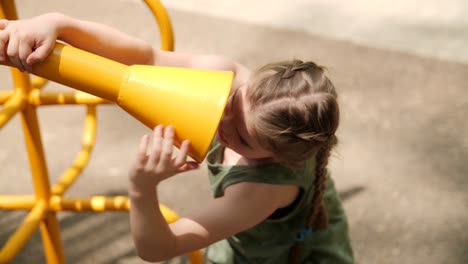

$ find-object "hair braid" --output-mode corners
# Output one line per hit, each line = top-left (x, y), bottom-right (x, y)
(307, 135), (337, 231)
(281, 60), (319, 79)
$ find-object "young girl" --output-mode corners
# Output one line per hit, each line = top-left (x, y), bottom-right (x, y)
(0, 13), (354, 263)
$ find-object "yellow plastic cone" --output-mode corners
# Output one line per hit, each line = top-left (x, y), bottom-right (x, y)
(119, 65), (232, 161)
(1, 43), (233, 162)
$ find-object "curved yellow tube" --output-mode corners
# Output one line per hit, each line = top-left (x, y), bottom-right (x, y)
(0, 90), (13, 104)
(0, 89), (26, 128)
(51, 105), (97, 195)
(0, 200), (47, 263)
(144, 0), (174, 51)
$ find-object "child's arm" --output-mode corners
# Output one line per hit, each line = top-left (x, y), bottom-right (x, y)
(0, 13), (249, 88)
(0, 13), (153, 70)
(129, 125), (299, 262)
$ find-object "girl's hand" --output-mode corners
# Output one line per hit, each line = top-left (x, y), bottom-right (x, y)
(129, 125), (199, 192)
(0, 13), (60, 72)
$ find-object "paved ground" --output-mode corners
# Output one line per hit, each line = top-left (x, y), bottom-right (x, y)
(1, 0), (467, 263)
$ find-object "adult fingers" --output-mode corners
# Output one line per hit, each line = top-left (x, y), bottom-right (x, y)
(159, 125), (175, 167)
(147, 125), (164, 168)
(6, 35), (25, 71)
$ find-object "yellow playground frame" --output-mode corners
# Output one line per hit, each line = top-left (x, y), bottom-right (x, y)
(0, 0), (233, 263)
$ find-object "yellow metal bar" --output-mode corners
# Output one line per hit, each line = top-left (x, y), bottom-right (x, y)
(20, 94), (51, 200)
(5, 2), (66, 260)
(0, 90), (13, 104)
(50, 195), (130, 212)
(31, 77), (48, 90)
(30, 90), (112, 106)
(144, 0), (174, 51)
(0, 200), (47, 263)
(0, 0), (15, 20)
(0, 2), (5, 19)
(189, 251), (204, 264)
(0, 195), (35, 210)
(0, 89), (26, 128)
(0, 194), (184, 222)
(158, 204), (179, 224)
(17, 52), (66, 264)
(51, 105), (96, 195)
(40, 213), (65, 264)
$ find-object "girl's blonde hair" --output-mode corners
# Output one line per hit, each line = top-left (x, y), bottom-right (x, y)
(246, 59), (339, 230)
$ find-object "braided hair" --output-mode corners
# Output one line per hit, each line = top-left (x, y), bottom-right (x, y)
(246, 59), (340, 231)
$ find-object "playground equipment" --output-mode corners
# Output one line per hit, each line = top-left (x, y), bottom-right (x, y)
(0, 0), (233, 263)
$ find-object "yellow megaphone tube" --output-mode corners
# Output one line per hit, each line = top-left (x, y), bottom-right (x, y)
(1, 43), (233, 162)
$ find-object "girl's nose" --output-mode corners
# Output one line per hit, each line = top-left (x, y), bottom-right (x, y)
(221, 108), (234, 122)
(222, 94), (235, 121)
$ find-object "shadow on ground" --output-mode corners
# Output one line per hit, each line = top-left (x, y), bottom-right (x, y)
(0, 188), (367, 264)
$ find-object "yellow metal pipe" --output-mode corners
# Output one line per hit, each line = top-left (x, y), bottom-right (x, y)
(29, 90), (112, 106)
(0, 90), (13, 103)
(144, 0), (174, 51)
(11, 69), (32, 93)
(158, 204), (180, 224)
(50, 195), (130, 212)
(16, 79), (66, 264)
(0, 89), (26, 128)
(1, 1), (65, 261)
(20, 100), (51, 201)
(0, 194), (185, 224)
(0, 200), (47, 263)
(31, 77), (48, 90)
(51, 105), (96, 195)
(0, 2), (5, 19)
(189, 251), (204, 264)
(0, 195), (35, 210)
(0, 0), (15, 20)
(40, 213), (65, 264)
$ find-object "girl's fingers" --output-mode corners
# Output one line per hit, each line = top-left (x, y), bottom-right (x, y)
(0, 19), (8, 30)
(26, 40), (53, 65)
(147, 125), (163, 167)
(18, 38), (33, 72)
(6, 35), (24, 71)
(174, 140), (190, 168)
(0, 27), (8, 61)
(159, 125), (175, 167)
(135, 134), (150, 166)
(176, 161), (199, 173)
